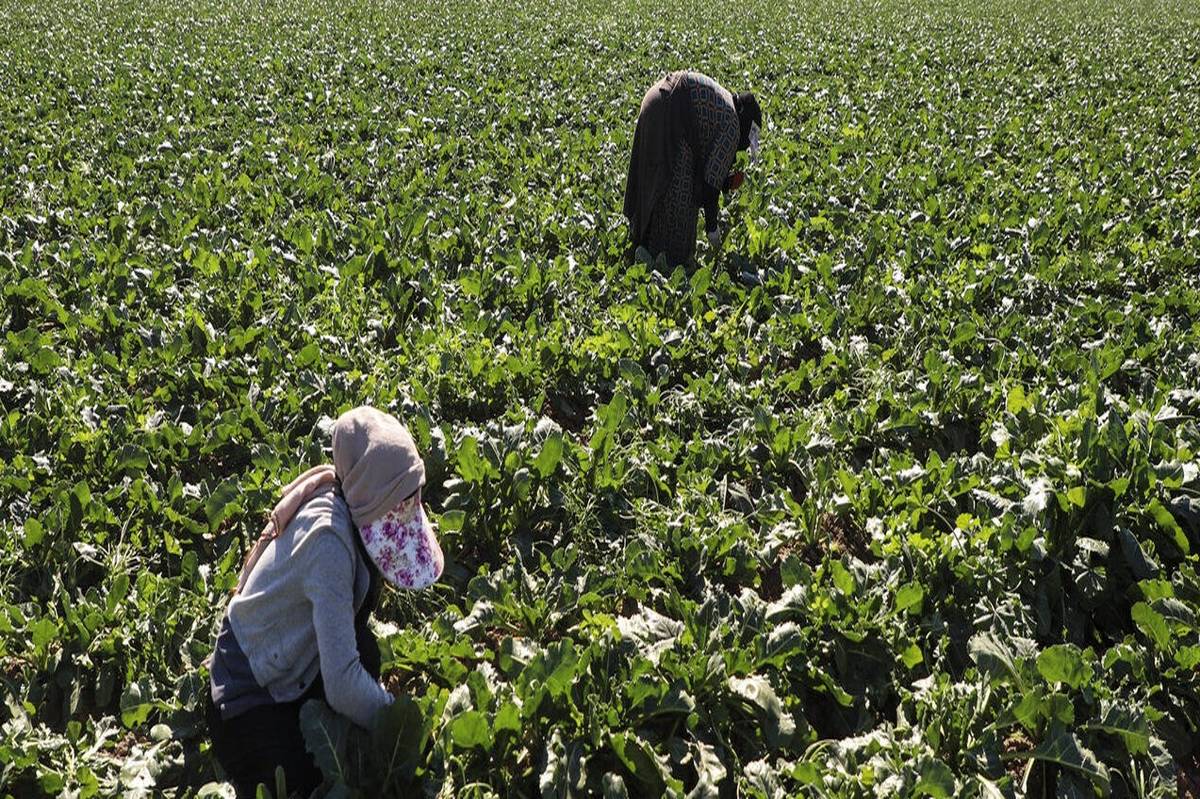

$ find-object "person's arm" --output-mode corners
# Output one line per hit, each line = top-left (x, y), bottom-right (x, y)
(701, 112), (741, 232)
(699, 180), (721, 232)
(302, 534), (392, 728)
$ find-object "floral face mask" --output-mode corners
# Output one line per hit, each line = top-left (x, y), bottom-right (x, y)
(358, 489), (444, 590)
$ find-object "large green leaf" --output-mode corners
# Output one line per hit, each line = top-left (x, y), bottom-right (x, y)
(1036, 644), (1092, 689)
(447, 710), (493, 751)
(300, 699), (355, 785)
(371, 694), (430, 788)
(1132, 602), (1171, 650)
(609, 733), (668, 797)
(913, 757), (956, 798)
(969, 632), (1032, 686)
(728, 675), (797, 751)
(534, 431), (564, 477)
(1004, 725), (1110, 791)
(1083, 701), (1150, 756)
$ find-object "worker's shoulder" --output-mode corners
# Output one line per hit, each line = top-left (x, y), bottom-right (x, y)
(680, 73), (733, 107)
(679, 70), (717, 87)
(291, 484), (355, 551)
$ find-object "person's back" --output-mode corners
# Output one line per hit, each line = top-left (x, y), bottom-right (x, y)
(221, 484), (384, 724)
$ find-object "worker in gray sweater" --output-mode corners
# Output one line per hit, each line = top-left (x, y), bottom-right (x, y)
(205, 406), (444, 797)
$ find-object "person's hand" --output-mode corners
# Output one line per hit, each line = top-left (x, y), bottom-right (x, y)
(383, 670), (408, 697)
(724, 171), (745, 192)
(707, 227), (723, 249)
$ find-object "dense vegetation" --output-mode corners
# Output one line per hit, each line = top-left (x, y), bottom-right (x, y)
(2, 0), (1199, 795)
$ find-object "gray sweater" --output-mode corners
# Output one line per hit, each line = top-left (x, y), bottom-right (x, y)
(224, 484), (392, 727)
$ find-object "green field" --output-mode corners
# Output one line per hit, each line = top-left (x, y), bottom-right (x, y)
(3, 0), (1200, 795)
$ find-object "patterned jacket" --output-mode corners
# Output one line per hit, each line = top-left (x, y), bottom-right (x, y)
(673, 72), (740, 225)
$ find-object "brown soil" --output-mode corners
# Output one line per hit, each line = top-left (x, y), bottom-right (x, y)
(482, 627), (506, 655)
(813, 511), (871, 563)
(382, 669), (418, 698)
(541, 393), (589, 442)
(110, 731), (138, 760)
(1002, 730), (1033, 786)
(1179, 748), (1200, 798)
(758, 534), (808, 602)
(758, 510), (873, 600)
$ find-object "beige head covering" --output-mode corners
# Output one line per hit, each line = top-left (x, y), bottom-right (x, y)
(332, 406), (425, 528)
(234, 406), (426, 593)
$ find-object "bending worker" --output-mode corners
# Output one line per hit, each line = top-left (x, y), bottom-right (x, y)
(205, 406), (444, 797)
(624, 71), (762, 267)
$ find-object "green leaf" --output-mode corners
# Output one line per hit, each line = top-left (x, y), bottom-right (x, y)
(1083, 700), (1150, 756)
(780, 556), (807, 589)
(1138, 578), (1174, 601)
(1148, 498), (1189, 554)
(294, 340), (321, 367)
(1036, 644), (1092, 689)
(119, 679), (155, 728)
(300, 699), (355, 782)
(371, 694), (430, 787)
(448, 710), (492, 750)
(1012, 692), (1044, 729)
(1132, 602), (1171, 650)
(457, 436), (486, 483)
(28, 346), (62, 372)
(830, 560), (855, 595)
(895, 581), (924, 613)
(204, 480), (242, 531)
(116, 443), (150, 472)
(1006, 384), (1028, 414)
(39, 771), (65, 795)
(339, 253), (366, 279)
(533, 431), (564, 478)
(791, 761), (822, 785)
(728, 675), (797, 751)
(914, 757), (956, 798)
(1176, 645), (1200, 670)
(609, 732), (666, 797)
(1006, 725), (1109, 791)
(494, 701), (521, 735)
(762, 621), (804, 664)
(439, 509), (466, 532)
(30, 617), (58, 651)
(1046, 691), (1076, 724)
(640, 681), (696, 720)
(618, 358), (648, 387)
(71, 480), (93, 512)
(1119, 527), (1159, 580)
(23, 517), (45, 547)
(969, 632), (1026, 686)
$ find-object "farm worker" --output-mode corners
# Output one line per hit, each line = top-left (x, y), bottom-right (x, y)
(205, 406), (443, 798)
(624, 71), (762, 266)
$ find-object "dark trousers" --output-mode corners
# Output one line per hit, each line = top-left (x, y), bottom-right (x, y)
(206, 617), (381, 799)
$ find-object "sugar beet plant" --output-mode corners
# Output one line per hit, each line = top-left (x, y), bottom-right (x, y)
(2, 0), (1200, 795)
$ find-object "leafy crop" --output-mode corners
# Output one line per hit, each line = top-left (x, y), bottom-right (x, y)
(2, 0), (1199, 796)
